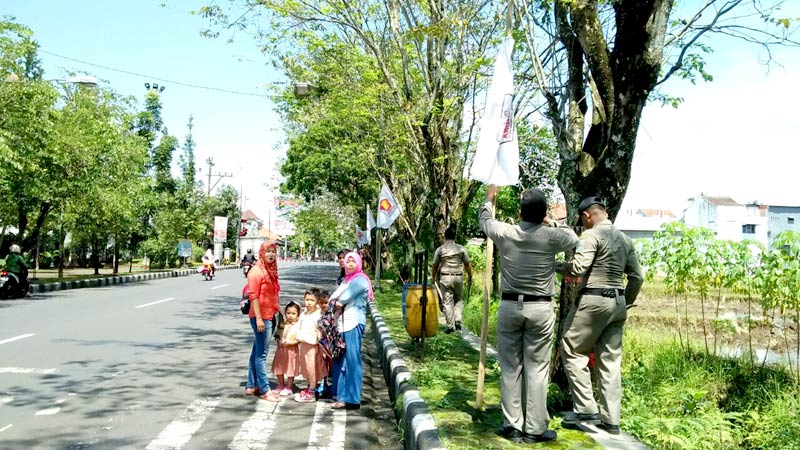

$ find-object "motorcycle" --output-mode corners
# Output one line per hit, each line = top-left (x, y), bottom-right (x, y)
(199, 262), (215, 281)
(241, 261), (252, 278)
(0, 270), (29, 300)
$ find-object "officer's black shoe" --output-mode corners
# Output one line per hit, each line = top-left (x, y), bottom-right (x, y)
(523, 429), (557, 443)
(562, 412), (601, 425)
(444, 327), (454, 334)
(597, 422), (620, 435)
(455, 321), (462, 330)
(495, 426), (524, 443)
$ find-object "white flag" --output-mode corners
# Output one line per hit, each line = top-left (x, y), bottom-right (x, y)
(469, 36), (519, 186)
(366, 205), (376, 232)
(356, 225), (368, 247)
(376, 183), (402, 229)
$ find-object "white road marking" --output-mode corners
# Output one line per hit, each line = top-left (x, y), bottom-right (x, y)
(0, 367), (58, 375)
(0, 334), (35, 345)
(210, 283), (230, 290)
(0, 396), (12, 407)
(35, 407), (61, 416)
(228, 398), (283, 450)
(145, 397), (220, 450)
(0, 424), (12, 433)
(307, 399), (347, 450)
(135, 297), (176, 309)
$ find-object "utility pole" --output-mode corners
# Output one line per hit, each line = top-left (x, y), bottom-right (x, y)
(205, 157), (233, 196)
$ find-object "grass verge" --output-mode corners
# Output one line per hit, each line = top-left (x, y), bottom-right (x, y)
(374, 286), (600, 450)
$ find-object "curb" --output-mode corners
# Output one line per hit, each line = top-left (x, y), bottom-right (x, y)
(30, 265), (239, 294)
(368, 302), (446, 450)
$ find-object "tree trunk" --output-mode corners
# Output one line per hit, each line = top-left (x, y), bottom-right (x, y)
(20, 202), (51, 254)
(113, 239), (120, 274)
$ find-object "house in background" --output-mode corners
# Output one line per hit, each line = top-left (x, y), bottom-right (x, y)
(681, 195), (769, 246)
(614, 208), (677, 239)
(766, 205), (800, 247)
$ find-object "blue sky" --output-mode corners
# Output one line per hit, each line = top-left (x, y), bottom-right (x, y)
(3, 0), (799, 220)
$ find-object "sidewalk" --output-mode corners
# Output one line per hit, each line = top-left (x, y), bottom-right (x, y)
(447, 315), (650, 450)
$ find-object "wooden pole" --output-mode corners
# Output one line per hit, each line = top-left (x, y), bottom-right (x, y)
(476, 199), (495, 409)
(374, 228), (382, 289)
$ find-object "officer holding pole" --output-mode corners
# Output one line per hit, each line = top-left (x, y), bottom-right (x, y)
(432, 226), (473, 334)
(478, 185), (578, 444)
(560, 196), (644, 435)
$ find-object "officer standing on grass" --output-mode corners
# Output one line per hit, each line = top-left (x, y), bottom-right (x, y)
(561, 196), (644, 435)
(432, 225), (473, 334)
(478, 185), (579, 444)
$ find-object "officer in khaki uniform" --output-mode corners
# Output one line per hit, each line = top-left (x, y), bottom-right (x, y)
(561, 196), (644, 435)
(432, 226), (473, 333)
(478, 185), (579, 444)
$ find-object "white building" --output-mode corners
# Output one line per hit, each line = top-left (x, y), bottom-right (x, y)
(766, 206), (800, 247)
(681, 196), (769, 246)
(614, 208), (678, 239)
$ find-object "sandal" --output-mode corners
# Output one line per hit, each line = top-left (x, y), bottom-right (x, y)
(260, 390), (281, 402)
(331, 402), (347, 409)
(244, 387), (260, 396)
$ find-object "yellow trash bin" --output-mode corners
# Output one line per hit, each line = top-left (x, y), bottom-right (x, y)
(402, 283), (439, 338)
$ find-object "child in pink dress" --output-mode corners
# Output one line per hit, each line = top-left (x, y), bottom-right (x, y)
(272, 302), (301, 396)
(295, 289), (322, 403)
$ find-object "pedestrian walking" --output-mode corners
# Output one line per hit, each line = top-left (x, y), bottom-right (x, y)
(560, 196), (644, 434)
(295, 288), (323, 403)
(244, 241), (281, 402)
(432, 225), (473, 333)
(335, 250), (348, 286)
(272, 302), (301, 396)
(478, 185), (579, 444)
(329, 251), (373, 410)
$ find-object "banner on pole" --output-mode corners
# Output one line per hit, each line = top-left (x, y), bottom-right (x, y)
(469, 36), (519, 186)
(213, 216), (228, 243)
(376, 184), (401, 229)
(366, 205), (376, 233)
(177, 239), (192, 257)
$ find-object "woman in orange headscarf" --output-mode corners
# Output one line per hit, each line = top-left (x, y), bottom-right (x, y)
(244, 241), (281, 401)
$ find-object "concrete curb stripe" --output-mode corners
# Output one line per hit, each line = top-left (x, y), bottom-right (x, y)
(368, 303), (444, 450)
(29, 266), (237, 294)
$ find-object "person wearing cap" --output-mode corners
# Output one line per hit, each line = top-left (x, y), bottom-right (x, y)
(478, 185), (579, 444)
(432, 225), (473, 334)
(560, 196), (644, 435)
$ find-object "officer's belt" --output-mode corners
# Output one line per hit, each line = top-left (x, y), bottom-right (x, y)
(501, 292), (552, 302)
(441, 272), (462, 276)
(581, 287), (625, 298)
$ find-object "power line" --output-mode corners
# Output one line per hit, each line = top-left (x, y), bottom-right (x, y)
(39, 48), (277, 98)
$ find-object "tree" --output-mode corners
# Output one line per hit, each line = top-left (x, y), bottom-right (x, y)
(517, 0), (798, 220)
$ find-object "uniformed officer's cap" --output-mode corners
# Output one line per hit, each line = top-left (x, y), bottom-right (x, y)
(578, 196), (606, 213)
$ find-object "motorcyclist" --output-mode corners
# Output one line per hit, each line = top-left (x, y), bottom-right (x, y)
(241, 248), (256, 265)
(3, 244), (29, 294)
(201, 249), (216, 276)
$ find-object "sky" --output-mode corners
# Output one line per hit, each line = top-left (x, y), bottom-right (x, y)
(3, 0), (800, 221)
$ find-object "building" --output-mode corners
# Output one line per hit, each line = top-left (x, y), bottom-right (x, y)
(681, 195), (768, 246)
(614, 208), (677, 239)
(766, 206), (800, 247)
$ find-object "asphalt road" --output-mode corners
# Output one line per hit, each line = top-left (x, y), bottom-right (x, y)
(0, 262), (398, 450)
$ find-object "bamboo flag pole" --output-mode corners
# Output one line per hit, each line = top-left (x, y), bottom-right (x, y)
(476, 0), (514, 412)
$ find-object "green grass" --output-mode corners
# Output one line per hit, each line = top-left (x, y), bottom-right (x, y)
(374, 286), (600, 449)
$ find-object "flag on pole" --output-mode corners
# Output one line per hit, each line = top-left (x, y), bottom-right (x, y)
(469, 36), (519, 186)
(376, 184), (401, 229)
(366, 205), (376, 233)
(356, 225), (368, 247)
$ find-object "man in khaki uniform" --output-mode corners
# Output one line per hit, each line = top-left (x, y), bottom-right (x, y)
(432, 226), (473, 334)
(561, 196), (644, 435)
(478, 185), (578, 444)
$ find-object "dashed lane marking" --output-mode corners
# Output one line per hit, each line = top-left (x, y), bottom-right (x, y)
(145, 397), (221, 450)
(0, 368), (58, 375)
(0, 334), (35, 345)
(210, 284), (230, 290)
(135, 297), (176, 309)
(0, 424), (12, 433)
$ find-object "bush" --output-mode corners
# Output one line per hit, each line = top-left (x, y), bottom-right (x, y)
(740, 390), (800, 450)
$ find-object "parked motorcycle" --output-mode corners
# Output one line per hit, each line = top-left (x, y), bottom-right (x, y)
(0, 271), (29, 299)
